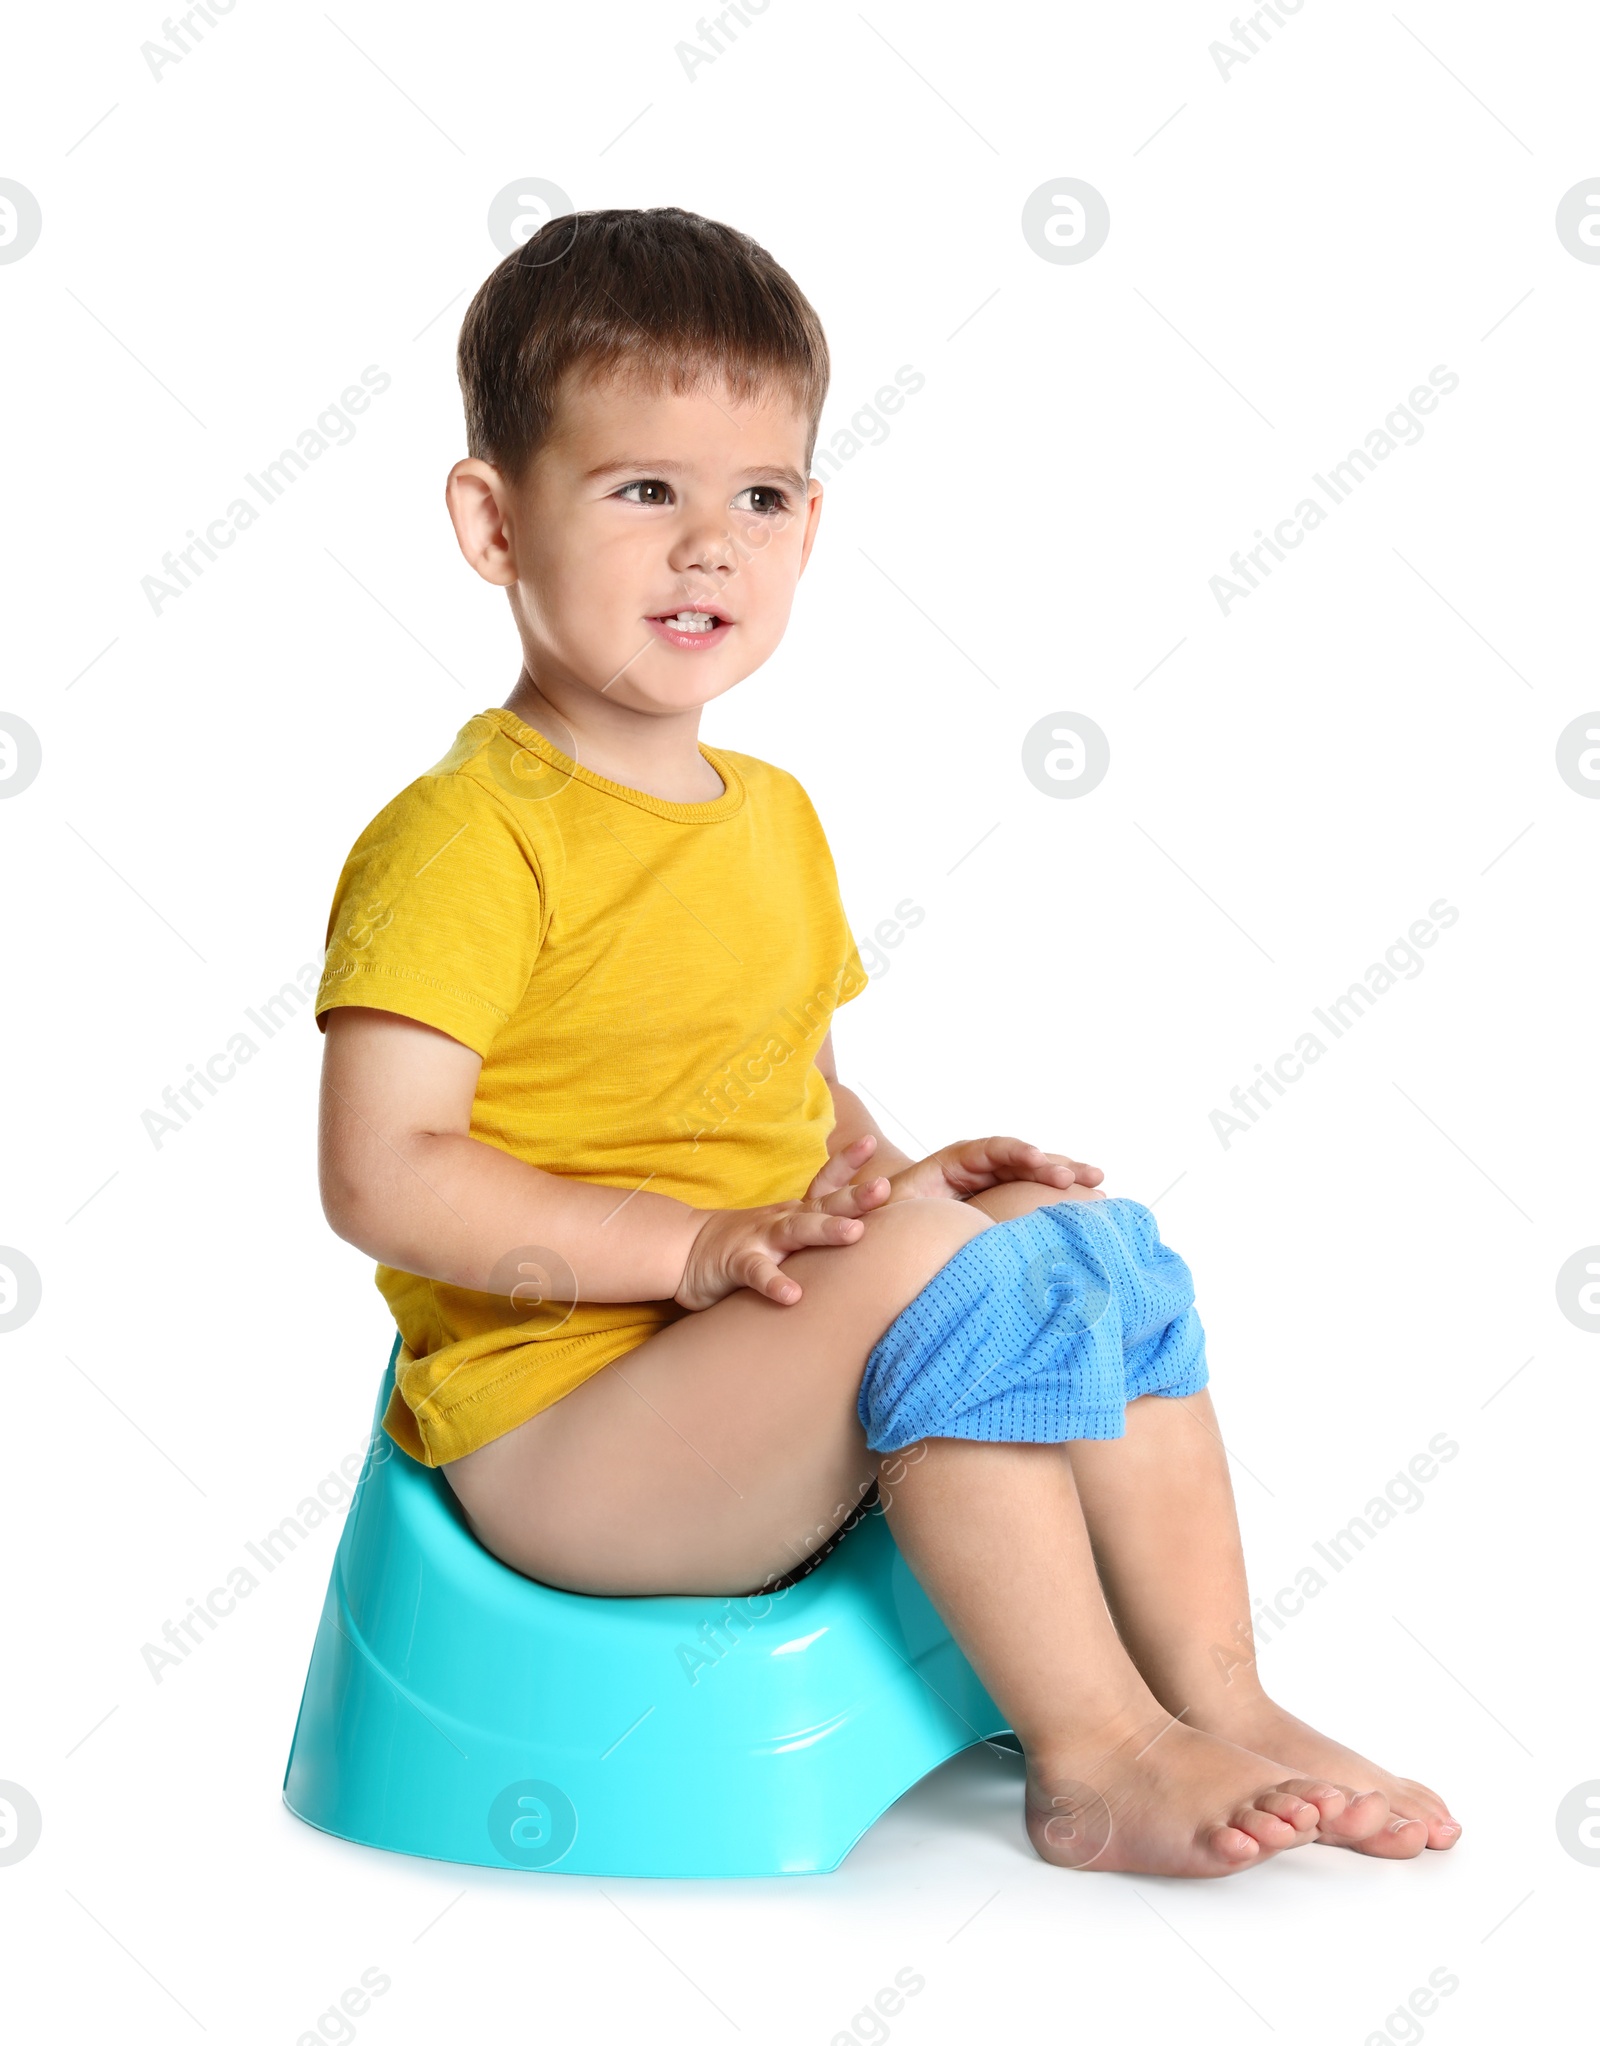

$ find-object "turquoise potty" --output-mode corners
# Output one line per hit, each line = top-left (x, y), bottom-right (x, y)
(283, 1337), (1010, 1877)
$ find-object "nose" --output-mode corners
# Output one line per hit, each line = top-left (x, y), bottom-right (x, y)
(667, 509), (738, 580)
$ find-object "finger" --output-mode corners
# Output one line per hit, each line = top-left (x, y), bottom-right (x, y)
(819, 1175), (892, 1218)
(740, 1251), (803, 1304)
(804, 1134), (878, 1202)
(776, 1208), (869, 1250)
(987, 1141), (1107, 1190)
(946, 1137), (1065, 1192)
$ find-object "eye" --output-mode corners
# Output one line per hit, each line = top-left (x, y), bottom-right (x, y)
(733, 485), (790, 518)
(615, 479), (673, 507)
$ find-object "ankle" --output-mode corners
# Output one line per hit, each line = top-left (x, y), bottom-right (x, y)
(1023, 1697), (1181, 1781)
(1182, 1680), (1277, 1732)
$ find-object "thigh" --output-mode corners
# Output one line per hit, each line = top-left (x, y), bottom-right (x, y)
(442, 1196), (994, 1596)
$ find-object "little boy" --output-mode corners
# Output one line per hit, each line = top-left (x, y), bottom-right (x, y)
(315, 206), (1457, 1876)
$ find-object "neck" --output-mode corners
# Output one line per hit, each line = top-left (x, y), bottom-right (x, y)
(501, 668), (724, 804)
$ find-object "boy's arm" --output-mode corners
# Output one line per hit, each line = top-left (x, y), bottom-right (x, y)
(318, 1007), (704, 1301)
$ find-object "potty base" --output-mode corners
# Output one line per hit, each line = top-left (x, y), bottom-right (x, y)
(283, 1341), (1008, 1877)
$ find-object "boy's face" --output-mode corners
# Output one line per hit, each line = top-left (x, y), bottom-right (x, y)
(450, 365), (823, 719)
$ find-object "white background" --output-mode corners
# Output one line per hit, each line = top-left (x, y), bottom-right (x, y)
(3, 0), (1597, 2039)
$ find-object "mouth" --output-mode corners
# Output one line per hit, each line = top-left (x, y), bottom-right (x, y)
(645, 606), (733, 649)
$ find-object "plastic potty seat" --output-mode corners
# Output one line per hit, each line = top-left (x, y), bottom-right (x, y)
(282, 1337), (1009, 1877)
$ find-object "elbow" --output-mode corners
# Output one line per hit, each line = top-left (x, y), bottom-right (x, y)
(319, 1161), (377, 1252)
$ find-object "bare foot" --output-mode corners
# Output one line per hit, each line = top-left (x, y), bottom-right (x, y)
(1193, 1696), (1460, 1856)
(1024, 1714), (1394, 1877)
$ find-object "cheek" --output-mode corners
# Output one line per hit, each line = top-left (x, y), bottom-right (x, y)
(538, 530), (643, 631)
(732, 523), (805, 620)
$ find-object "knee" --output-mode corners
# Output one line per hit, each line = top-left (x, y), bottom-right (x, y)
(854, 1196), (994, 1322)
(966, 1180), (1106, 1223)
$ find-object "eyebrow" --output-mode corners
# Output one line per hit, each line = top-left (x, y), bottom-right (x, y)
(585, 458), (809, 494)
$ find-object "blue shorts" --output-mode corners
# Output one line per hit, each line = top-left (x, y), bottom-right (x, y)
(857, 1196), (1208, 1455)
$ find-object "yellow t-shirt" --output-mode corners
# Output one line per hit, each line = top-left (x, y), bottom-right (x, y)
(314, 707), (869, 1466)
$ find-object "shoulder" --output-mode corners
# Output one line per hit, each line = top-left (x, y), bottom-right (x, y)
(706, 746), (826, 823)
(335, 716), (544, 873)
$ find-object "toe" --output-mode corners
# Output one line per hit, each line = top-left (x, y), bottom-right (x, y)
(1257, 1789), (1321, 1835)
(1276, 1777), (1348, 1828)
(1346, 1814), (1430, 1860)
(1386, 1779), (1461, 1848)
(1205, 1823), (1261, 1865)
(1229, 1803), (1304, 1853)
(1314, 1786), (1392, 1843)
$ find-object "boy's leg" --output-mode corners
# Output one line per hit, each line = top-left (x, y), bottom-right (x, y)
(964, 1178), (1458, 1855)
(444, 1195), (1386, 1876)
(1067, 1388), (1458, 1854)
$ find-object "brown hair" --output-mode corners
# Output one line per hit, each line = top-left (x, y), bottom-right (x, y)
(456, 206), (830, 485)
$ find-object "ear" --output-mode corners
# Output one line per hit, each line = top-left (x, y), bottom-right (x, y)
(795, 476), (825, 577)
(445, 458), (518, 587)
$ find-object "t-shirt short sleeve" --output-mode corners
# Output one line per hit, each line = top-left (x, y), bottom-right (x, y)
(835, 924), (869, 1009)
(314, 773), (544, 1058)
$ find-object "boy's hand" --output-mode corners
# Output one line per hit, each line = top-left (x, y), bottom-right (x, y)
(674, 1186), (891, 1312)
(806, 1133), (1102, 1212)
